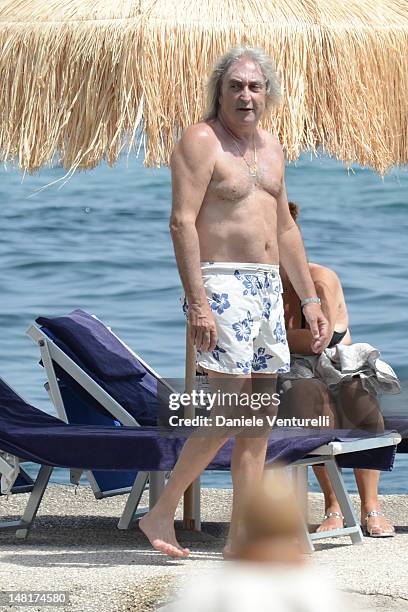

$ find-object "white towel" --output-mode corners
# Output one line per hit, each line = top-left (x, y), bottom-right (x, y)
(280, 343), (400, 396)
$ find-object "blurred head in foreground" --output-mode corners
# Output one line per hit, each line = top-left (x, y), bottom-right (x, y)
(164, 468), (347, 612)
(234, 468), (304, 564)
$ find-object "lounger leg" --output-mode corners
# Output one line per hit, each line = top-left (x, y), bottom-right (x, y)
(298, 511), (315, 554)
(324, 459), (363, 545)
(70, 469), (83, 486)
(292, 465), (309, 521)
(117, 471), (149, 530)
(16, 465), (53, 539)
(9, 466), (53, 539)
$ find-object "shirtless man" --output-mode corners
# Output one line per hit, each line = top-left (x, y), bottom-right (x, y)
(139, 46), (330, 558)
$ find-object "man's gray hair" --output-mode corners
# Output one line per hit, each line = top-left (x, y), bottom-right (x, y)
(204, 46), (281, 121)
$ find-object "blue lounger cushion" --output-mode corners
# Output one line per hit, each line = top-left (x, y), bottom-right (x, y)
(385, 416), (408, 453)
(0, 378), (397, 472)
(36, 310), (146, 382)
(36, 312), (160, 425)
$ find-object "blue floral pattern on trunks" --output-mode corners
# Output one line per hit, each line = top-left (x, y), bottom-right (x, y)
(274, 319), (286, 343)
(262, 298), (271, 320)
(209, 292), (231, 315)
(189, 264), (290, 374)
(234, 270), (264, 296)
(232, 310), (254, 341)
(236, 360), (252, 374)
(262, 272), (270, 289)
(212, 344), (227, 362)
(252, 347), (273, 371)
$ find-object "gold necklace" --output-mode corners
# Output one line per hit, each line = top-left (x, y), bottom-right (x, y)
(219, 120), (257, 179)
(232, 135), (257, 179)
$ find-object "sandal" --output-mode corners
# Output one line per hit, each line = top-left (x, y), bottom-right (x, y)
(363, 511), (395, 538)
(316, 511), (345, 532)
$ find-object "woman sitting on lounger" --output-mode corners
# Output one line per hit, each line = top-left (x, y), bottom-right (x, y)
(278, 202), (395, 538)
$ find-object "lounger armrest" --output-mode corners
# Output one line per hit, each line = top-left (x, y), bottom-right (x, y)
(0, 452), (20, 495)
(309, 433), (401, 456)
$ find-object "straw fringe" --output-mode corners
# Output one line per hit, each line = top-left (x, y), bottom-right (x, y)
(0, 0), (407, 174)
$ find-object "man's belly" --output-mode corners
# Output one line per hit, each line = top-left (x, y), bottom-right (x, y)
(198, 223), (279, 264)
(198, 226), (279, 264)
(196, 192), (279, 264)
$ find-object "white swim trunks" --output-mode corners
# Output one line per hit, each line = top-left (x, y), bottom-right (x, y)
(183, 262), (290, 375)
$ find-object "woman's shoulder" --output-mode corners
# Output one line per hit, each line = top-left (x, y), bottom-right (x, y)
(309, 263), (340, 287)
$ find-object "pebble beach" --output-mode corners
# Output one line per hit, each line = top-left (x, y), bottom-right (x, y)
(1, 485), (407, 612)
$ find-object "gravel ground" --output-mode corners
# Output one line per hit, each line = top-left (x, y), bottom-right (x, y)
(0, 485), (407, 612)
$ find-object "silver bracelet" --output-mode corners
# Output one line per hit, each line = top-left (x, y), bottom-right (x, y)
(301, 297), (321, 308)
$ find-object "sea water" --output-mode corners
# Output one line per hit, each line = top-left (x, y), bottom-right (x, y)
(0, 154), (407, 493)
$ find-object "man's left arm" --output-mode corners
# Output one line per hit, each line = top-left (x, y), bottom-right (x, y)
(275, 153), (330, 353)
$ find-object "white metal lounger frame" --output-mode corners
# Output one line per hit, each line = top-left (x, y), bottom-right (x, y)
(26, 323), (168, 520)
(20, 324), (401, 548)
(0, 462), (159, 539)
(0, 375), (400, 543)
(0, 435), (400, 544)
(0, 376), (162, 539)
(285, 433), (401, 552)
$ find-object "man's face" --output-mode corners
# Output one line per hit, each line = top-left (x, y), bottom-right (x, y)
(218, 57), (267, 127)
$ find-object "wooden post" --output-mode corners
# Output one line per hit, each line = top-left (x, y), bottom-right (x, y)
(183, 322), (201, 530)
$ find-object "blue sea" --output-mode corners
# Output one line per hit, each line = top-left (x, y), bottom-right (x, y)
(0, 154), (407, 493)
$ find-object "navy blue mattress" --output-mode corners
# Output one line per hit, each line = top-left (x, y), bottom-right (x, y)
(0, 377), (397, 472)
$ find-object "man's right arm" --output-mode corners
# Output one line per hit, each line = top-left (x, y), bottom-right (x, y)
(169, 124), (218, 352)
(286, 268), (340, 355)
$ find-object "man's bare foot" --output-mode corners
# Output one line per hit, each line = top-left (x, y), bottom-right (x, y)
(315, 510), (344, 533)
(139, 513), (190, 558)
(362, 509), (395, 537)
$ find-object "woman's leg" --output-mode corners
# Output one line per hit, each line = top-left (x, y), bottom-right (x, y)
(312, 466), (344, 532)
(338, 380), (393, 533)
(329, 379), (392, 535)
(278, 378), (337, 425)
(354, 469), (394, 535)
(337, 378), (384, 432)
(279, 378), (343, 531)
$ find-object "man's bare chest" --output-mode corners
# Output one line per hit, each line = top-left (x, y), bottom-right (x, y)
(207, 153), (282, 203)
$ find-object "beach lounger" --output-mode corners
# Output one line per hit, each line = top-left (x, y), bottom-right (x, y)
(27, 309), (170, 509)
(0, 375), (400, 550)
(5, 374), (399, 547)
(25, 310), (402, 548)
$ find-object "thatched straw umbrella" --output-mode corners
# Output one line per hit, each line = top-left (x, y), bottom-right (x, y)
(0, 0), (407, 175)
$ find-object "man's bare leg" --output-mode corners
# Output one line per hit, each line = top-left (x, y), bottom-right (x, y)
(223, 436), (269, 557)
(223, 373), (277, 558)
(139, 370), (249, 557)
(139, 435), (228, 557)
